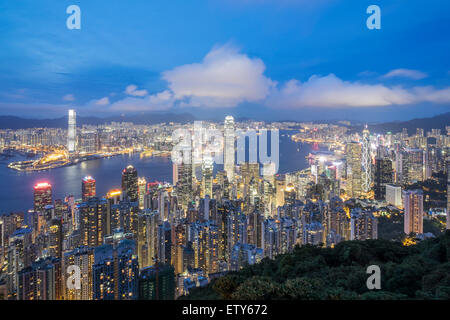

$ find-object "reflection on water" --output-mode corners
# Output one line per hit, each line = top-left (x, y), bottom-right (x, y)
(0, 131), (325, 213)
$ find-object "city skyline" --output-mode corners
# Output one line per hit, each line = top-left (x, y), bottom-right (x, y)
(0, 0), (449, 304)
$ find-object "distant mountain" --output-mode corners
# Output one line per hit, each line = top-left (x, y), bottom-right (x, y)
(353, 112), (450, 134)
(0, 111), (448, 133)
(0, 113), (196, 129)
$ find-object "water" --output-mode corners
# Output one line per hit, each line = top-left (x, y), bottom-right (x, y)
(0, 130), (326, 213)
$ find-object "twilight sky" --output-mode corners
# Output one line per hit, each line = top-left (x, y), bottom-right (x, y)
(0, 0), (449, 122)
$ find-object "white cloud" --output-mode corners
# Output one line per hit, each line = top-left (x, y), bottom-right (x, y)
(382, 69), (428, 80)
(95, 97), (110, 105)
(125, 84), (148, 97)
(162, 44), (274, 108)
(63, 94), (75, 101)
(108, 90), (174, 112)
(266, 74), (450, 108)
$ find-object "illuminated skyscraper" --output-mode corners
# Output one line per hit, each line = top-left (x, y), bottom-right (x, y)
(403, 189), (423, 234)
(361, 125), (372, 193)
(122, 165), (139, 202)
(401, 148), (424, 184)
(67, 109), (76, 153)
(346, 142), (362, 198)
(34, 182), (52, 213)
(138, 177), (147, 210)
(201, 156), (213, 198)
(224, 116), (235, 182)
(82, 176), (96, 201)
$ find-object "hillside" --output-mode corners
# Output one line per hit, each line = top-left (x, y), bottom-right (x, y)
(181, 231), (450, 300)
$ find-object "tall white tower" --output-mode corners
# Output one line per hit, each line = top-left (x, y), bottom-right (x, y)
(361, 124), (372, 193)
(224, 115), (235, 182)
(67, 109), (76, 153)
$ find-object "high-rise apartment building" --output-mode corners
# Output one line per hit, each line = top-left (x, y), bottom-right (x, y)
(403, 189), (424, 234)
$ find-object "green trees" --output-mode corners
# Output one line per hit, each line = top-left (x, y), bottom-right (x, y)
(183, 230), (450, 300)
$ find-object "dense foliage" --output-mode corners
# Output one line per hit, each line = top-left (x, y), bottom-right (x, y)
(182, 231), (450, 300)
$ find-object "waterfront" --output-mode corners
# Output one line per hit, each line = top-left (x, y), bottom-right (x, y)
(0, 131), (326, 213)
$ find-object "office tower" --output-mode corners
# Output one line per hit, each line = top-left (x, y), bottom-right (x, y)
(138, 264), (175, 300)
(346, 142), (362, 198)
(350, 208), (378, 240)
(67, 109), (76, 153)
(401, 148), (424, 184)
(18, 259), (56, 300)
(201, 156), (213, 198)
(34, 182), (52, 213)
(403, 189), (424, 234)
(81, 176), (96, 201)
(63, 247), (94, 300)
(138, 177), (147, 210)
(224, 116), (235, 182)
(79, 197), (107, 247)
(385, 184), (402, 207)
(177, 162), (193, 210)
(374, 158), (393, 200)
(93, 240), (139, 300)
(122, 165), (139, 202)
(361, 125), (372, 193)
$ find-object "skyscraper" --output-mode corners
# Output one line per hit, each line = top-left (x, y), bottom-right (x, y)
(34, 182), (52, 213)
(374, 157), (393, 200)
(67, 109), (76, 153)
(138, 177), (147, 210)
(361, 125), (372, 193)
(122, 165), (139, 202)
(224, 116), (235, 183)
(403, 189), (423, 235)
(82, 176), (96, 201)
(401, 149), (424, 184)
(346, 142), (362, 198)
(201, 156), (213, 198)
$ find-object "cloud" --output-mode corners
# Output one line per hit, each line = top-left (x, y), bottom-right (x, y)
(95, 97), (110, 105)
(63, 94), (75, 101)
(162, 44), (274, 108)
(108, 90), (174, 112)
(125, 84), (148, 97)
(78, 46), (449, 112)
(382, 69), (428, 80)
(266, 74), (450, 108)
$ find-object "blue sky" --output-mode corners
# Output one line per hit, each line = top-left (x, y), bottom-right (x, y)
(0, 0), (449, 122)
